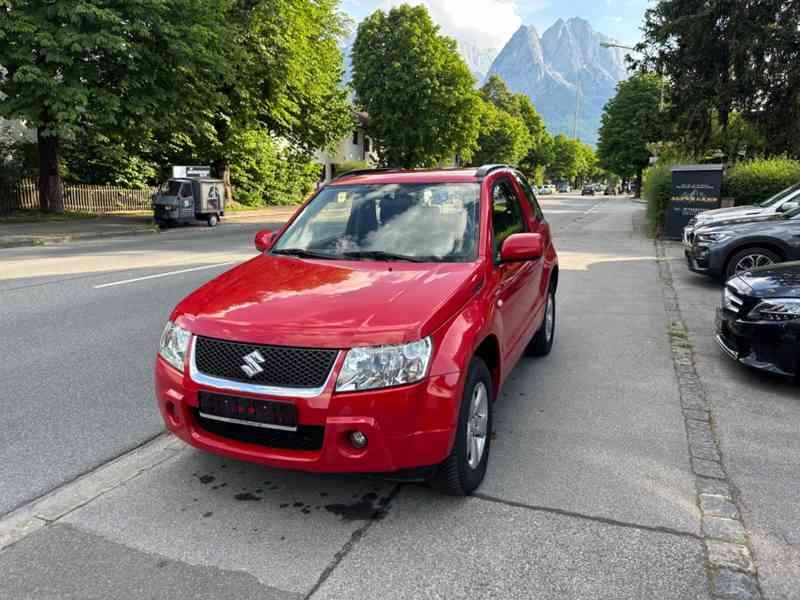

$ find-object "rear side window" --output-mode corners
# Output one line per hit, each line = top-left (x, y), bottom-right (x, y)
(492, 179), (527, 260)
(514, 173), (544, 221)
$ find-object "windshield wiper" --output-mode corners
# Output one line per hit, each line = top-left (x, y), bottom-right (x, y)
(271, 248), (337, 260)
(342, 250), (427, 263)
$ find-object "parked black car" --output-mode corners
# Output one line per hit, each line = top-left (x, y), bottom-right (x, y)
(685, 205), (800, 280)
(581, 185), (595, 196)
(716, 261), (800, 382)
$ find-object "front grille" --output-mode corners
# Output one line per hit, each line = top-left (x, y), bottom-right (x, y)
(194, 336), (337, 389)
(193, 409), (324, 451)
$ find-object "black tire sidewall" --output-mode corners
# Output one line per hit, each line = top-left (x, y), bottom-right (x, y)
(454, 358), (493, 493)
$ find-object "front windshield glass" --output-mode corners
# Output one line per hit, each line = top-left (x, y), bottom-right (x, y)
(161, 180), (182, 196)
(273, 183), (480, 262)
(758, 182), (800, 207)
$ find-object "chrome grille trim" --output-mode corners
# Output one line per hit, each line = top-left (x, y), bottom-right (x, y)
(189, 337), (338, 398)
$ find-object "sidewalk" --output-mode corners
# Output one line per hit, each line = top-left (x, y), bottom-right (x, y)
(0, 207), (299, 249)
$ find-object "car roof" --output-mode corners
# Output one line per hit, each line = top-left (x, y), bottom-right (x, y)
(328, 168), (490, 186)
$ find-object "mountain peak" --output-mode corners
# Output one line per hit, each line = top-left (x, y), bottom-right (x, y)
(486, 17), (628, 145)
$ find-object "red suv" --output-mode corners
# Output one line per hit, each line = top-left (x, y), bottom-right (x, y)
(155, 165), (558, 495)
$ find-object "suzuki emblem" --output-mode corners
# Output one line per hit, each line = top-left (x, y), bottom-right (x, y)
(241, 350), (266, 378)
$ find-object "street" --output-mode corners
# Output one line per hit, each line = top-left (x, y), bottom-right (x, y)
(1, 196), (797, 599)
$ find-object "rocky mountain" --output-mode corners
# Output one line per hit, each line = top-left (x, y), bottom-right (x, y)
(456, 40), (499, 83)
(486, 17), (628, 145)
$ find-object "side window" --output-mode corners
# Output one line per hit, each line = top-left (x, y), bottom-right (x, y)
(492, 179), (527, 261)
(180, 183), (193, 198)
(514, 173), (544, 221)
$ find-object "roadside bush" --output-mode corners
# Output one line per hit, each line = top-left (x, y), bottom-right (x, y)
(643, 162), (673, 234)
(723, 157), (800, 205)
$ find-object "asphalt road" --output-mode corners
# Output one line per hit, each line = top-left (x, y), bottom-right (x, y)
(1, 196), (796, 599)
(0, 219), (285, 516)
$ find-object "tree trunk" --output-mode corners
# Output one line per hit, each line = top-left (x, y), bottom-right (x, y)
(635, 168), (643, 198)
(212, 158), (233, 205)
(37, 128), (64, 213)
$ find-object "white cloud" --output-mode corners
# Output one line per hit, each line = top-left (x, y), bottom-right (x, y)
(380, 0), (524, 49)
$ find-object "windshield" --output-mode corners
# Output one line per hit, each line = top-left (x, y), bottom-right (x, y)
(758, 182), (800, 207)
(273, 183), (480, 262)
(161, 180), (182, 196)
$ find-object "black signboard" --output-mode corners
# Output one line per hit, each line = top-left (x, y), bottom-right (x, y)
(664, 164), (724, 239)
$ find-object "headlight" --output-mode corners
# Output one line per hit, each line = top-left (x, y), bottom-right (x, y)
(747, 298), (800, 322)
(723, 287), (743, 312)
(336, 337), (433, 392)
(159, 321), (191, 371)
(695, 230), (733, 244)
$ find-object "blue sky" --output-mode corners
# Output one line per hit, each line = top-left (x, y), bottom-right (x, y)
(340, 0), (649, 48)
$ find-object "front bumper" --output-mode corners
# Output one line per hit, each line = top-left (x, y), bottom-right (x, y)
(155, 350), (461, 474)
(715, 308), (799, 378)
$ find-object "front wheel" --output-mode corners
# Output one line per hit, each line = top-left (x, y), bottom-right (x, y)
(207, 214), (219, 227)
(725, 247), (780, 279)
(430, 358), (493, 496)
(526, 286), (556, 357)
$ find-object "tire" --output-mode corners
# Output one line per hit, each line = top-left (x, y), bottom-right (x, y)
(526, 285), (556, 357)
(725, 247), (781, 279)
(207, 214), (219, 227)
(430, 357), (493, 496)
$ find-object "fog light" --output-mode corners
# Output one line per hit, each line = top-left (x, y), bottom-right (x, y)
(349, 430), (368, 449)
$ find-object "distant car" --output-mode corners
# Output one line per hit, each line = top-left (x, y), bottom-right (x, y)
(582, 185), (595, 196)
(539, 185), (554, 195)
(557, 183), (571, 193)
(716, 261), (800, 383)
(685, 204), (800, 279)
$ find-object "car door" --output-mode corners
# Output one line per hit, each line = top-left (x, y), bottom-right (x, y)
(490, 177), (540, 364)
(512, 173), (548, 330)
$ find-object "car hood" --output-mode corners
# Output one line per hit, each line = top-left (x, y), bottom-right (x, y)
(696, 212), (785, 231)
(173, 254), (483, 348)
(731, 261), (800, 299)
(695, 205), (762, 224)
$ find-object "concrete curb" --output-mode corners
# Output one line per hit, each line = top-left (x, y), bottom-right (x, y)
(0, 434), (185, 551)
(656, 240), (764, 600)
(0, 208), (297, 249)
(0, 226), (159, 249)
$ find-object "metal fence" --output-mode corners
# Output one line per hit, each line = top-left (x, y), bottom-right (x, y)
(0, 179), (157, 214)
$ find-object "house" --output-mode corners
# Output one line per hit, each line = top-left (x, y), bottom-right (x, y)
(314, 112), (378, 183)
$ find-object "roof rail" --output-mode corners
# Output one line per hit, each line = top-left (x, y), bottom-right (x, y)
(475, 164), (512, 178)
(331, 167), (398, 181)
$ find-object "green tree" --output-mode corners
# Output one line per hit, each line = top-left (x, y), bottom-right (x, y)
(597, 73), (665, 193)
(477, 75), (551, 175)
(351, 4), (480, 167)
(0, 0), (230, 212)
(637, 0), (800, 157)
(203, 0), (352, 199)
(470, 99), (531, 166)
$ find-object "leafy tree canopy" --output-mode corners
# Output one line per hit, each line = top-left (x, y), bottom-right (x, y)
(351, 4), (480, 167)
(597, 73), (665, 181)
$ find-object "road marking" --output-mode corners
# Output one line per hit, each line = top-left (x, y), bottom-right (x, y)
(93, 261), (237, 289)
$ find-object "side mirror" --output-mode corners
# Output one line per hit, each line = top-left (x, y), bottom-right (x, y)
(499, 233), (544, 262)
(779, 201), (799, 213)
(254, 230), (275, 252)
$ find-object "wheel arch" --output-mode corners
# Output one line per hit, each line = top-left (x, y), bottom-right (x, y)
(472, 334), (501, 401)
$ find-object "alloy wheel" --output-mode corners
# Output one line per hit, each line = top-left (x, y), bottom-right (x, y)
(734, 253), (774, 274)
(465, 382), (489, 469)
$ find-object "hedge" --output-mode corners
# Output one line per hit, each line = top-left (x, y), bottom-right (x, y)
(643, 161), (676, 234)
(724, 157), (800, 205)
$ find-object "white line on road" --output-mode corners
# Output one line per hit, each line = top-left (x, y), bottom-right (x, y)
(93, 261), (237, 289)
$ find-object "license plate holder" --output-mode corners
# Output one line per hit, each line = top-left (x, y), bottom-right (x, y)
(198, 392), (297, 431)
